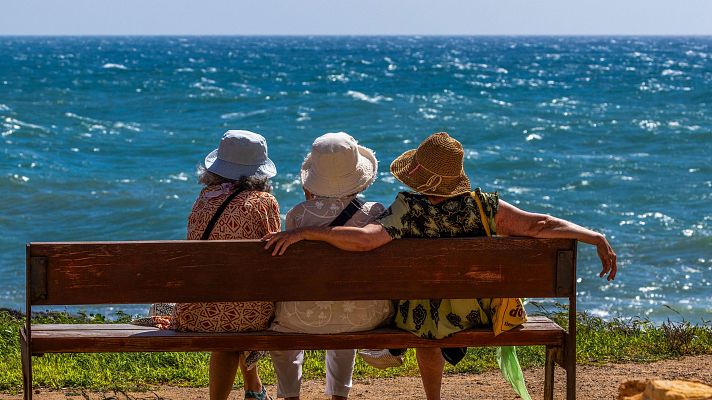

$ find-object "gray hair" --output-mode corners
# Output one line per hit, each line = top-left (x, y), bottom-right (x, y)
(197, 165), (272, 193)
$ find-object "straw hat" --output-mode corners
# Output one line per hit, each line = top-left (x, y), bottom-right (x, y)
(390, 132), (471, 197)
(301, 132), (378, 198)
(204, 130), (277, 180)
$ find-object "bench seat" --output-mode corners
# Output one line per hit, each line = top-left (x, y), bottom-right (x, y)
(27, 316), (562, 353)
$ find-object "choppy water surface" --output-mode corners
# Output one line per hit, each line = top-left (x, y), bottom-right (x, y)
(0, 36), (710, 321)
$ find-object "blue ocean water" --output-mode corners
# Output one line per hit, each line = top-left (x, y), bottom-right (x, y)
(0, 36), (710, 321)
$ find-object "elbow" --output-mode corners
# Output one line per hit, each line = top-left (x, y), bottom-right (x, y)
(352, 238), (381, 252)
(350, 231), (386, 252)
(352, 244), (371, 252)
(529, 215), (554, 237)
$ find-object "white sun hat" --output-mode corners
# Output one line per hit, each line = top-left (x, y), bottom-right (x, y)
(301, 132), (378, 198)
(204, 130), (277, 180)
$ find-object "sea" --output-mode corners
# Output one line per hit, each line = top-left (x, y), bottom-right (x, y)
(0, 36), (710, 322)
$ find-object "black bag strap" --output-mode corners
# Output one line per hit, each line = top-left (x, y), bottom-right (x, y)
(201, 189), (245, 240)
(329, 198), (365, 227)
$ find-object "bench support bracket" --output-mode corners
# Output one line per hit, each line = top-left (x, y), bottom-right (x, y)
(556, 250), (574, 296)
(29, 257), (47, 303)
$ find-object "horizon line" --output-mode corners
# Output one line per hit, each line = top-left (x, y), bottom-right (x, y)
(2, 33), (712, 38)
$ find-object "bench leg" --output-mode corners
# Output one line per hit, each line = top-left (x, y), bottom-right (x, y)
(20, 328), (32, 400)
(544, 346), (556, 400)
(565, 334), (576, 400)
(566, 360), (576, 400)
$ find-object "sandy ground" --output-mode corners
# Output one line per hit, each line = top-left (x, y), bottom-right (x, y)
(3, 355), (710, 400)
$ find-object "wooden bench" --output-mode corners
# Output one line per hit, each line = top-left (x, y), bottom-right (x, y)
(22, 237), (578, 399)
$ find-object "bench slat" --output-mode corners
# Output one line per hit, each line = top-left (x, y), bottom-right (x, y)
(28, 238), (576, 305)
(30, 317), (564, 353)
(30, 315), (557, 331)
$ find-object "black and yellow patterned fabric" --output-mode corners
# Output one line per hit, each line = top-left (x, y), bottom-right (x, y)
(376, 188), (527, 339)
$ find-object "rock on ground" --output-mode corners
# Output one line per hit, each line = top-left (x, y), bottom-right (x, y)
(619, 379), (712, 400)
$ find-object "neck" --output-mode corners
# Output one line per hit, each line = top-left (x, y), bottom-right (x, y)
(426, 195), (449, 205)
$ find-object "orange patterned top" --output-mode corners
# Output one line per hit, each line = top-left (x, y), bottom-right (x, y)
(187, 183), (281, 240)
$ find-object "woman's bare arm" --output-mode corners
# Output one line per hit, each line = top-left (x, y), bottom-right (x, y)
(495, 200), (617, 280)
(262, 223), (392, 255)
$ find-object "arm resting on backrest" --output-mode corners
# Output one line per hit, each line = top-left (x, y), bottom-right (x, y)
(495, 200), (616, 280)
(264, 223), (392, 255)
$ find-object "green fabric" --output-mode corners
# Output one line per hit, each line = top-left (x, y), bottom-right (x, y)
(497, 346), (532, 400)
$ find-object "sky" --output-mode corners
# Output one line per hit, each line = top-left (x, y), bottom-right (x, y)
(1, 0), (712, 36)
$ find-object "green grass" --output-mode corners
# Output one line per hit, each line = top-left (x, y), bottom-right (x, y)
(1, 307), (710, 393)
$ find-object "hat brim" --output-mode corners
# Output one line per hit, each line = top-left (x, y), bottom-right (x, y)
(205, 149), (277, 180)
(390, 149), (471, 197)
(301, 145), (378, 198)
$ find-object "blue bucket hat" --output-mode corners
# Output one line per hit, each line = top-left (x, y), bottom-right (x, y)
(204, 130), (277, 180)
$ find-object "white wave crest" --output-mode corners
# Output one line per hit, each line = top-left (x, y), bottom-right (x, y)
(3, 117), (49, 133)
(169, 172), (189, 181)
(190, 78), (223, 92)
(418, 107), (438, 120)
(490, 98), (512, 107)
(345, 90), (392, 104)
(506, 187), (532, 195)
(65, 112), (103, 124)
(10, 174), (30, 183)
(661, 69), (683, 77)
(328, 74), (349, 83)
(113, 122), (141, 132)
(637, 120), (661, 131)
(220, 110), (268, 120)
(102, 63), (128, 70)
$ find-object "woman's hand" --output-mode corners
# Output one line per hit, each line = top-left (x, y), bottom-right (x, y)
(595, 234), (617, 281)
(262, 229), (305, 256)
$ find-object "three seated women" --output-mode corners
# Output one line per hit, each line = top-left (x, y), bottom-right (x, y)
(180, 129), (617, 400)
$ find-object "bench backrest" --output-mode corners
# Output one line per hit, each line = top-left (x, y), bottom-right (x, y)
(26, 237), (576, 307)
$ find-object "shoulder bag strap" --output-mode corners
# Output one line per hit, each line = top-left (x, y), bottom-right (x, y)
(474, 189), (530, 399)
(471, 191), (492, 237)
(200, 189), (245, 240)
(328, 198), (365, 227)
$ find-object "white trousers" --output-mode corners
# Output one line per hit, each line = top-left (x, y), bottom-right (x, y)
(270, 349), (356, 398)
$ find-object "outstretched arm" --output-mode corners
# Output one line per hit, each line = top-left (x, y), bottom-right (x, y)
(495, 200), (617, 280)
(262, 223), (392, 255)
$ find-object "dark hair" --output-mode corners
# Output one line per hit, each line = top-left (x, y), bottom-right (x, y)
(197, 166), (272, 193)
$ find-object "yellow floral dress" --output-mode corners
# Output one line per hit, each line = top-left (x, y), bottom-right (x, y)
(376, 189), (527, 340)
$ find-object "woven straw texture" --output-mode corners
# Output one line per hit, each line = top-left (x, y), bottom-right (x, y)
(390, 132), (471, 197)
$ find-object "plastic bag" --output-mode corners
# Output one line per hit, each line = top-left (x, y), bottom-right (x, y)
(497, 346), (532, 400)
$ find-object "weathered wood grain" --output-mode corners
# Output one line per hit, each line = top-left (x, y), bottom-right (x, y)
(30, 317), (564, 353)
(28, 237), (576, 305)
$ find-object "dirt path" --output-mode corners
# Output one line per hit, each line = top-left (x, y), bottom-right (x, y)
(3, 355), (710, 400)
